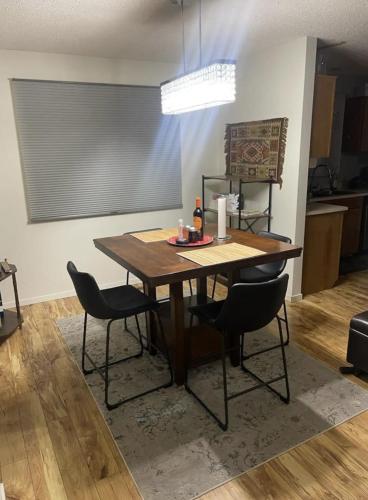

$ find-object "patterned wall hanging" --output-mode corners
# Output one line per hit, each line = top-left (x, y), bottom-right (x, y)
(224, 117), (288, 186)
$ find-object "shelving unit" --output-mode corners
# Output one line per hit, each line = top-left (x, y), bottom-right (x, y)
(0, 264), (22, 344)
(201, 175), (274, 232)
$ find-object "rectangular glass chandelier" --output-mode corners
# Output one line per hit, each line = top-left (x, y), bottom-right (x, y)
(161, 60), (236, 115)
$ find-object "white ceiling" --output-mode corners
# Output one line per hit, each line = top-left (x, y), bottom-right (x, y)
(1, 0), (368, 72)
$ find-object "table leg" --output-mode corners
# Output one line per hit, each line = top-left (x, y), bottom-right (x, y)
(196, 277), (207, 299)
(227, 269), (240, 366)
(170, 281), (185, 385)
(143, 283), (157, 354)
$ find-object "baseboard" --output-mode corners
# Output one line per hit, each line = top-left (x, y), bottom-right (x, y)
(3, 276), (141, 308)
(5, 277), (301, 307)
(287, 293), (303, 303)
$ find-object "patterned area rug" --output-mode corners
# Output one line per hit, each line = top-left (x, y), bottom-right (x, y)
(57, 315), (368, 500)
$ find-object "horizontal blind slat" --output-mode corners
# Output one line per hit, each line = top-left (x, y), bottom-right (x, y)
(11, 79), (182, 222)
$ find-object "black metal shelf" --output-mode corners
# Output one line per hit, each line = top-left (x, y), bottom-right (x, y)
(202, 175), (273, 233)
(202, 174), (277, 184)
(204, 207), (271, 221)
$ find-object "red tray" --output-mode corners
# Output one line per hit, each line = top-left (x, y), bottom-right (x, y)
(167, 234), (214, 247)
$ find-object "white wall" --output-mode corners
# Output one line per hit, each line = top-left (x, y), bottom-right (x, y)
(0, 50), (201, 305)
(180, 37), (317, 299)
(0, 38), (316, 305)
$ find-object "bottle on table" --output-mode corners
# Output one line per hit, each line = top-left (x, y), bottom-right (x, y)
(193, 196), (203, 240)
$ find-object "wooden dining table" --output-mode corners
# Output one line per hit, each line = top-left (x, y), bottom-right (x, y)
(94, 224), (302, 385)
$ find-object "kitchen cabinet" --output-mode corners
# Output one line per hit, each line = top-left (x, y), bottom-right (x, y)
(342, 96), (368, 153)
(302, 203), (346, 295)
(320, 196), (363, 256)
(310, 74), (337, 158)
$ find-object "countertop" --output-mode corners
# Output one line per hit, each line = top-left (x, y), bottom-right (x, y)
(311, 190), (368, 202)
(306, 202), (348, 217)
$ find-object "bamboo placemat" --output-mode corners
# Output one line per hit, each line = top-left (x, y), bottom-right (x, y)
(131, 228), (178, 243)
(177, 242), (265, 266)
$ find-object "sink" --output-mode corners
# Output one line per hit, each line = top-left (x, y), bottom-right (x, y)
(330, 190), (354, 195)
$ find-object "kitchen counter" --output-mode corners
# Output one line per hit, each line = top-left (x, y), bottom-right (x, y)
(311, 190), (368, 202)
(306, 202), (348, 217)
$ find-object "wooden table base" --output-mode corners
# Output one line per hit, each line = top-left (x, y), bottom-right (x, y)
(159, 294), (222, 385)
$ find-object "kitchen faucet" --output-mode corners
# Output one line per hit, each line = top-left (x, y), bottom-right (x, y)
(309, 163), (335, 196)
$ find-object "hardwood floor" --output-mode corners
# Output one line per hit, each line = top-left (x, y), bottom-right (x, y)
(1, 273), (368, 499)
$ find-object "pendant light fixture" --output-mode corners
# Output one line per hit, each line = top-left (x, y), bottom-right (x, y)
(161, 0), (236, 115)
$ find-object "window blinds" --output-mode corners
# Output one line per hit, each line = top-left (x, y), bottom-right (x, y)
(11, 79), (182, 222)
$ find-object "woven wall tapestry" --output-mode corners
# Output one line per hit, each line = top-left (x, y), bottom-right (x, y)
(225, 117), (288, 186)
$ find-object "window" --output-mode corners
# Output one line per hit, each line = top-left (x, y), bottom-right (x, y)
(11, 79), (182, 222)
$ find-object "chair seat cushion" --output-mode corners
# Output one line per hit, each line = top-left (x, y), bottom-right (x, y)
(189, 300), (225, 325)
(101, 285), (158, 318)
(350, 311), (368, 334)
(239, 266), (278, 283)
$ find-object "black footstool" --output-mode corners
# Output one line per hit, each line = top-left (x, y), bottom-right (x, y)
(340, 311), (368, 376)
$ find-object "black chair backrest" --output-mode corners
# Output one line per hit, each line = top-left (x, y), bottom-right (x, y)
(256, 231), (292, 278)
(214, 274), (289, 334)
(67, 261), (112, 319)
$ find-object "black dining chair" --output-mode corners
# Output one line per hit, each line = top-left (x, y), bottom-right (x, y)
(186, 274), (290, 431)
(211, 230), (292, 346)
(67, 261), (173, 410)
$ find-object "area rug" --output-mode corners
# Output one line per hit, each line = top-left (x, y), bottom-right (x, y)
(57, 314), (368, 500)
(225, 117), (288, 185)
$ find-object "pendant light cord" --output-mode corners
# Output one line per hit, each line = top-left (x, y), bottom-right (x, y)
(181, 0), (186, 72)
(199, 0), (202, 67)
(181, 0), (202, 72)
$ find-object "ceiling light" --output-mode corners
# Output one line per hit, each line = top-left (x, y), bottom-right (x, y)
(161, 60), (236, 115)
(161, 1), (236, 115)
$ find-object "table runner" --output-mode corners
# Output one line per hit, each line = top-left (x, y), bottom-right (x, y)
(130, 228), (178, 243)
(177, 242), (265, 266)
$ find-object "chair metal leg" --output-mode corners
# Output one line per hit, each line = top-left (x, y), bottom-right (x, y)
(82, 312), (94, 375)
(104, 312), (173, 411)
(277, 316), (290, 403)
(124, 272), (130, 330)
(240, 319), (290, 404)
(211, 275), (217, 299)
(104, 319), (114, 409)
(135, 314), (145, 351)
(83, 316), (144, 378)
(242, 303), (290, 361)
(189, 279), (193, 296)
(280, 300), (290, 345)
(221, 334), (229, 430)
(185, 332), (229, 431)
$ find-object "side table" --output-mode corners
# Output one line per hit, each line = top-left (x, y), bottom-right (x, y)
(0, 264), (22, 343)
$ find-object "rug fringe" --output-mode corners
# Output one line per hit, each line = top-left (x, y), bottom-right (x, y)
(278, 117), (289, 188)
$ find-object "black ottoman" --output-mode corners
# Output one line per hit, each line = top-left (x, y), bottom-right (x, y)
(340, 311), (368, 375)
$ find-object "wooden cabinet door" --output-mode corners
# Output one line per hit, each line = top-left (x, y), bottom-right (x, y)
(342, 97), (368, 153)
(310, 75), (336, 158)
(319, 197), (363, 256)
(341, 208), (363, 256)
(302, 212), (343, 295)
